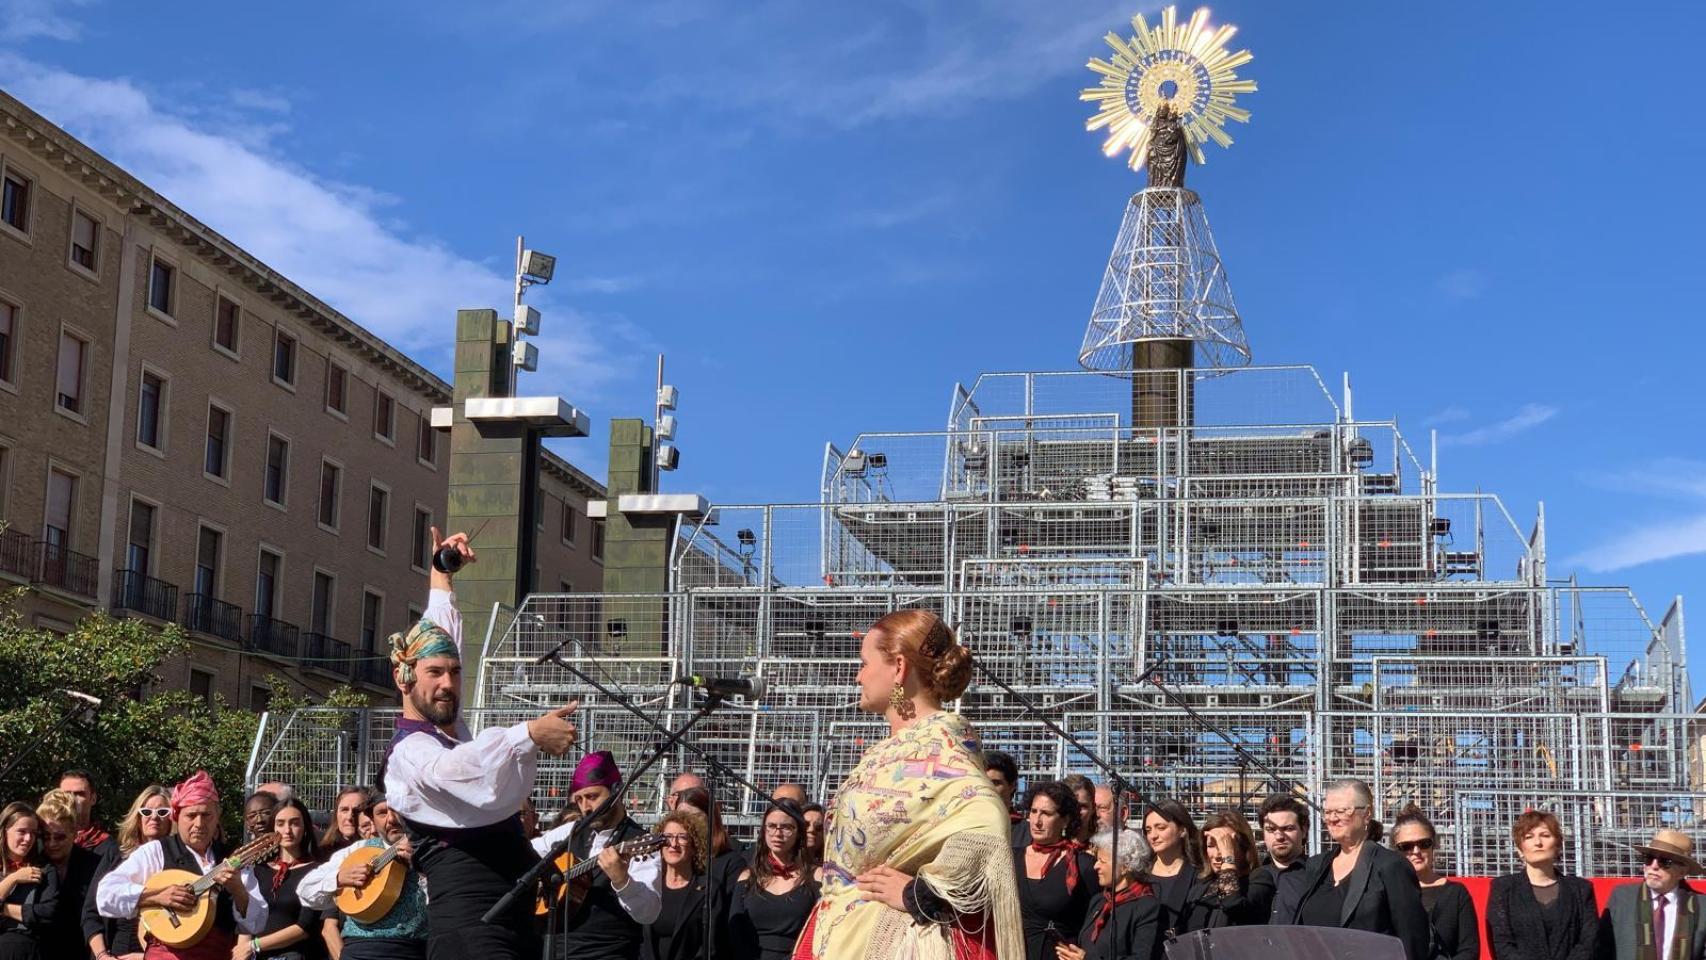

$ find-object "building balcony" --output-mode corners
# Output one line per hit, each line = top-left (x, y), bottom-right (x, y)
(183, 593), (244, 644)
(301, 632), (354, 679)
(248, 615), (301, 659)
(113, 570), (179, 622)
(34, 541), (99, 598)
(0, 529), (31, 580)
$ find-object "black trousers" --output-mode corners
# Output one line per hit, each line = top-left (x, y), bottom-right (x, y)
(427, 924), (540, 960)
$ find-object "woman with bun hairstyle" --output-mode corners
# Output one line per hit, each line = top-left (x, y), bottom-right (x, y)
(795, 609), (1024, 960)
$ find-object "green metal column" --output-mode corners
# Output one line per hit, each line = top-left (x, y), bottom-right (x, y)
(602, 418), (670, 654)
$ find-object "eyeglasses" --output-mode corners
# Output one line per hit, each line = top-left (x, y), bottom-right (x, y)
(139, 808), (171, 819)
(1396, 838), (1435, 853)
(1647, 855), (1679, 869)
(764, 823), (798, 834)
(1322, 806), (1368, 820)
(661, 834), (691, 846)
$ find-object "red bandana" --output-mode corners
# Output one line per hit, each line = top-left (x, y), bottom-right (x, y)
(767, 853), (798, 881)
(1091, 881), (1154, 942)
(74, 823), (111, 851)
(1031, 839), (1085, 894)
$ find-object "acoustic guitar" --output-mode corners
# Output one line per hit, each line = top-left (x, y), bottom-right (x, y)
(334, 839), (409, 922)
(534, 833), (668, 917)
(138, 833), (281, 949)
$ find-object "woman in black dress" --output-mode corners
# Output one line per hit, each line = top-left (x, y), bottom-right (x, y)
(1017, 781), (1102, 960)
(84, 783), (170, 960)
(1485, 809), (1598, 960)
(1055, 826), (1160, 960)
(1391, 805), (1479, 960)
(1139, 800), (1201, 940)
(1185, 808), (1263, 929)
(644, 808), (726, 960)
(33, 792), (99, 959)
(1285, 779), (1430, 960)
(244, 797), (327, 960)
(730, 800), (818, 960)
(0, 801), (57, 960)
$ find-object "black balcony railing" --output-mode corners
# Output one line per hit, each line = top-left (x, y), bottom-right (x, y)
(248, 615), (301, 659)
(354, 657), (392, 688)
(183, 593), (243, 643)
(301, 632), (354, 678)
(0, 529), (31, 579)
(34, 541), (98, 597)
(113, 569), (179, 621)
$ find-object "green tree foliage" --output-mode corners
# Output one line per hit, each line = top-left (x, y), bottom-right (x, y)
(0, 588), (366, 829)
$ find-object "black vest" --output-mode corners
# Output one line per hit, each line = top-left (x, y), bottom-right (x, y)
(160, 835), (237, 939)
(563, 817), (648, 960)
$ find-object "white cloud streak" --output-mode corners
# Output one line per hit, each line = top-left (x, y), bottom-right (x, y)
(1435, 267), (1488, 301)
(0, 54), (651, 399)
(0, 0), (93, 41)
(1439, 403), (1558, 447)
(1574, 513), (1706, 573)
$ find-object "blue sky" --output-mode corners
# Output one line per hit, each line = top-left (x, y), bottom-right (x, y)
(3, 1), (1702, 684)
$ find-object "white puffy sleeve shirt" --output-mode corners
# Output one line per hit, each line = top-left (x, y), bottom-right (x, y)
(94, 839), (268, 934)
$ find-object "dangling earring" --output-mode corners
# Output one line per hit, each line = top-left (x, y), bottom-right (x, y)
(890, 683), (914, 720)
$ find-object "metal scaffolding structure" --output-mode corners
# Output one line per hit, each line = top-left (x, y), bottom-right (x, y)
(248, 364), (1695, 877)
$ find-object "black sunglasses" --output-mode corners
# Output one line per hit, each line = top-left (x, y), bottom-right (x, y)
(1646, 855), (1679, 869)
(1395, 838), (1435, 853)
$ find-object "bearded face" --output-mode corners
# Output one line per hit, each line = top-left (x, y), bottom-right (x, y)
(407, 657), (462, 726)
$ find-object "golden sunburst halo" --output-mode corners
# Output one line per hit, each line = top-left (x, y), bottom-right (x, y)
(1080, 5), (1256, 172)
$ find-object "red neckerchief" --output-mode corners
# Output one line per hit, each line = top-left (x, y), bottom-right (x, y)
(1091, 881), (1153, 942)
(75, 823), (111, 850)
(1031, 839), (1084, 894)
(767, 853), (798, 881)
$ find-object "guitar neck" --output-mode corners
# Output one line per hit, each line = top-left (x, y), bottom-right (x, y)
(369, 840), (405, 872)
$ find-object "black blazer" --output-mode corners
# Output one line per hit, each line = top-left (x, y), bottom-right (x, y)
(42, 846), (100, 958)
(643, 874), (728, 960)
(0, 858), (59, 942)
(1182, 872), (1267, 930)
(1484, 871), (1598, 960)
(83, 844), (140, 956)
(1423, 880), (1480, 960)
(1286, 843), (1430, 960)
(1076, 891), (1162, 960)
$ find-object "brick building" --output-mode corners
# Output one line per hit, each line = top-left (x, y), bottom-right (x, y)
(0, 92), (604, 708)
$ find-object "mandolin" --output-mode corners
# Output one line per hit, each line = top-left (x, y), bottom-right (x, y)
(138, 833), (280, 949)
(534, 833), (667, 917)
(334, 839), (409, 922)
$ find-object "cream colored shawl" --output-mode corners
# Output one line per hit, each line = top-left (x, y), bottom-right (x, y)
(807, 711), (1023, 960)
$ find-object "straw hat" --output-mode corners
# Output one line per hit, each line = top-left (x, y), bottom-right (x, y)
(1633, 829), (1704, 875)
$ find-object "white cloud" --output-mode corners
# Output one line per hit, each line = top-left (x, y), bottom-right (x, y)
(0, 0), (94, 41)
(1435, 268), (1488, 301)
(1439, 403), (1558, 447)
(1422, 405), (1471, 426)
(565, 275), (644, 295)
(1572, 513), (1706, 573)
(0, 54), (650, 399)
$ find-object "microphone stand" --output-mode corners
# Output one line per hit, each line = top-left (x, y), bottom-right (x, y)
(531, 643), (790, 960)
(971, 656), (1166, 960)
(0, 693), (98, 791)
(1140, 671), (1322, 816)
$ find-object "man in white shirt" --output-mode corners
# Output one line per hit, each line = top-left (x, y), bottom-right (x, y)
(95, 769), (268, 958)
(556, 750), (662, 960)
(298, 793), (427, 959)
(1604, 828), (1706, 960)
(379, 527), (582, 960)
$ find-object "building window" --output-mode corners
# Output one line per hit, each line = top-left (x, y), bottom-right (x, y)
(374, 391), (395, 442)
(411, 507), (432, 572)
(416, 414), (436, 466)
(189, 668), (214, 705)
(56, 331), (86, 415)
(204, 404), (232, 480)
(137, 370), (165, 450)
(44, 469), (76, 549)
(318, 460), (341, 530)
(194, 526), (222, 598)
(592, 518), (605, 562)
(148, 256), (174, 317)
(310, 571), (334, 635)
(264, 433), (289, 506)
(215, 297), (241, 355)
(561, 503), (578, 545)
(1, 168), (29, 233)
(250, 684), (271, 713)
(126, 499), (154, 574)
(406, 604), (422, 629)
(272, 330), (297, 387)
(255, 549), (281, 619)
(69, 208), (98, 272)
(0, 299), (17, 387)
(367, 484), (389, 552)
(325, 361), (348, 416)
(360, 591), (382, 652)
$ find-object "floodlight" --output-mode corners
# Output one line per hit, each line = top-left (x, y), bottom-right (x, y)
(516, 305), (540, 336)
(657, 385), (679, 411)
(657, 415), (677, 440)
(656, 444), (679, 471)
(512, 341), (538, 372)
(520, 249), (556, 283)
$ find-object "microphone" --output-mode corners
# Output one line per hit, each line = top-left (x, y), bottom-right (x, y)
(674, 675), (765, 700)
(61, 690), (102, 708)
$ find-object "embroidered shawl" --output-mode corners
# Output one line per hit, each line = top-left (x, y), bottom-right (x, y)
(808, 711), (1023, 960)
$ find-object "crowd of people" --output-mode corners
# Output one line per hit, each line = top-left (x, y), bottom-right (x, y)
(0, 532), (1700, 960)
